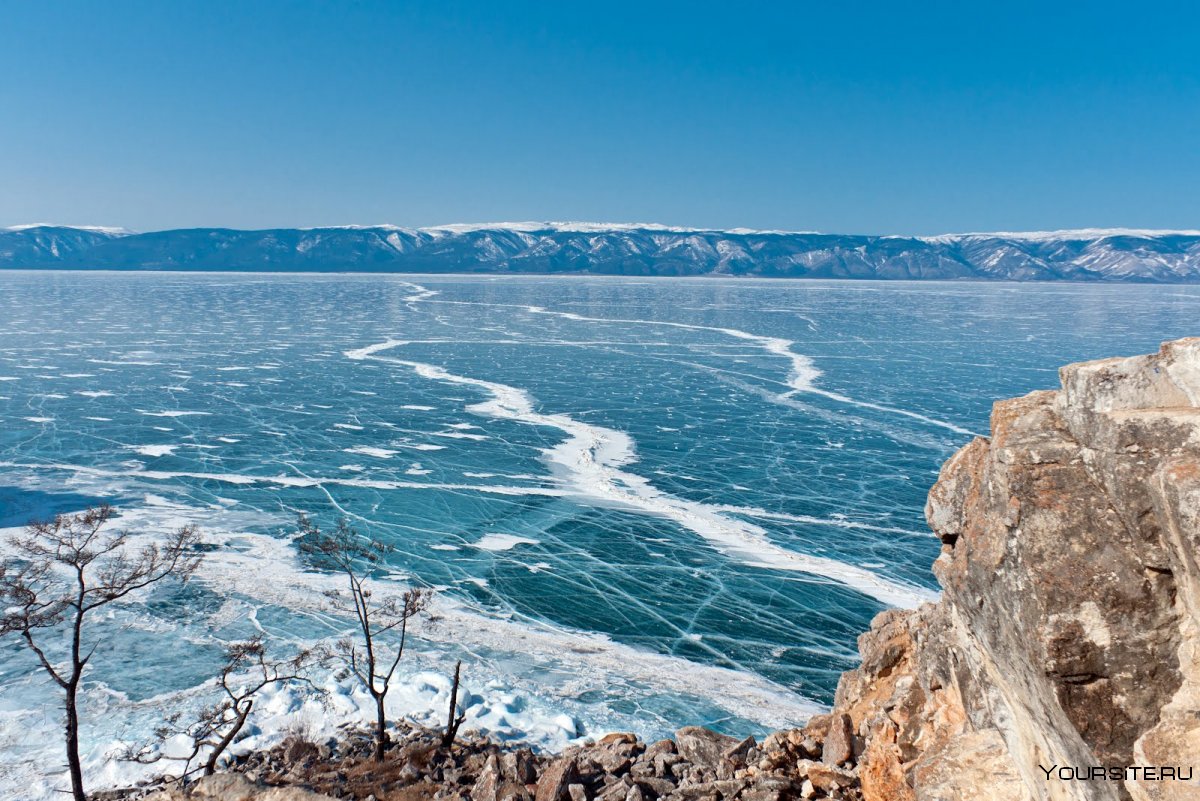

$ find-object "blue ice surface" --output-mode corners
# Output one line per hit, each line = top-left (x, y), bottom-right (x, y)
(0, 271), (1196, 740)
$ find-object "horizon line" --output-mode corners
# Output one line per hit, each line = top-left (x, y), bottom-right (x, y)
(6, 221), (1200, 241)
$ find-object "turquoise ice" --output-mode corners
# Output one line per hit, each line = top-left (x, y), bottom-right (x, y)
(0, 272), (1197, 796)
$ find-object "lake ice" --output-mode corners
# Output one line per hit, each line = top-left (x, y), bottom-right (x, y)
(1, 272), (1196, 798)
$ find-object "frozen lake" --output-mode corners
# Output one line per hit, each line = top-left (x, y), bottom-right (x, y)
(1, 272), (1196, 797)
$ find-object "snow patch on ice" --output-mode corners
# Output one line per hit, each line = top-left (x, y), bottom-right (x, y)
(472, 534), (540, 552)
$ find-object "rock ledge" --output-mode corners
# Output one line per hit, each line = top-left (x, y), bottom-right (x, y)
(832, 338), (1200, 801)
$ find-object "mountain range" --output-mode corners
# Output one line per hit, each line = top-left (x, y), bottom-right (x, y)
(4, 223), (1200, 281)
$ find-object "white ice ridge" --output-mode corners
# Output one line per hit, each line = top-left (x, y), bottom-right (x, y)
(346, 340), (937, 609)
(377, 284), (974, 436)
(504, 310), (823, 394)
(402, 283), (440, 302)
(520, 306), (977, 436)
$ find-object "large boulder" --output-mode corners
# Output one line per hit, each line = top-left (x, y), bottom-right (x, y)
(832, 339), (1200, 801)
(674, 727), (740, 771)
(536, 757), (581, 801)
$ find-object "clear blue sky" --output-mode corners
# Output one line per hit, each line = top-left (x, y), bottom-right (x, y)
(2, 1), (1198, 234)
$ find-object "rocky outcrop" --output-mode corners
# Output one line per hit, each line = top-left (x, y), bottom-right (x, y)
(105, 722), (863, 801)
(831, 338), (1200, 801)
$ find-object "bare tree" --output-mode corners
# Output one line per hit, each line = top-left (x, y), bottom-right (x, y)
(0, 505), (201, 801)
(125, 636), (322, 779)
(296, 514), (428, 761)
(441, 659), (466, 749)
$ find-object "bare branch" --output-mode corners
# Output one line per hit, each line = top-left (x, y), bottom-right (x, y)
(0, 507), (204, 801)
(125, 636), (324, 779)
(295, 514), (431, 761)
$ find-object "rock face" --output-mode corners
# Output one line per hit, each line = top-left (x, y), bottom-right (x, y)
(832, 338), (1200, 801)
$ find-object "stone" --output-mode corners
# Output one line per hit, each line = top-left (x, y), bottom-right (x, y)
(536, 758), (580, 801)
(797, 738), (820, 760)
(652, 752), (683, 780)
(673, 728), (739, 773)
(502, 749), (538, 785)
(464, 753), (493, 775)
(644, 739), (676, 759)
(256, 792), (340, 801)
(590, 745), (636, 776)
(599, 733), (638, 746)
(598, 784), (630, 801)
(720, 736), (755, 769)
(801, 715), (831, 742)
(747, 777), (791, 793)
(633, 777), (676, 798)
(910, 731), (1030, 801)
(568, 784), (588, 801)
(803, 764), (854, 794)
(674, 780), (744, 800)
(820, 714), (853, 767)
(472, 755), (503, 801)
(856, 720), (912, 801)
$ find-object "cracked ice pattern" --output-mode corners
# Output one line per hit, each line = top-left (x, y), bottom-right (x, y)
(0, 272), (1197, 795)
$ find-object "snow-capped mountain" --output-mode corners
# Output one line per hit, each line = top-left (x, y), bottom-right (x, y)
(3, 223), (1200, 281)
(0, 224), (130, 265)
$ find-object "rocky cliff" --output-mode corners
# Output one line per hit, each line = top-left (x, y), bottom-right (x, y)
(831, 338), (1200, 801)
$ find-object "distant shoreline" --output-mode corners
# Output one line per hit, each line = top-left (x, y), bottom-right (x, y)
(4, 225), (1200, 282)
(3, 269), (1198, 287)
